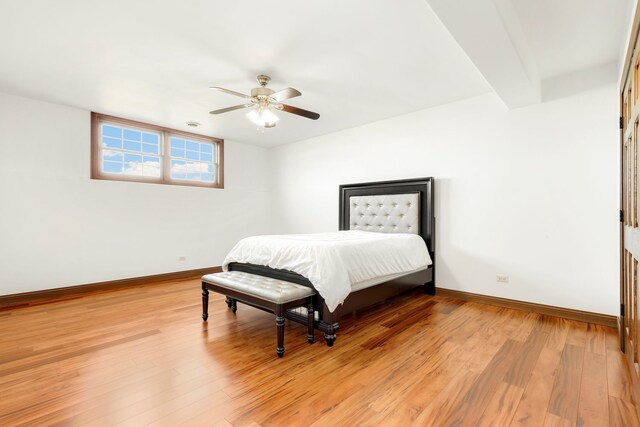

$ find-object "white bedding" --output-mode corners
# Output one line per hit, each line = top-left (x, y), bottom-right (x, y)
(222, 230), (432, 312)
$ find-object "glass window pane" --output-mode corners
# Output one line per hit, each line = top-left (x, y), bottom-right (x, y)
(102, 136), (122, 149)
(143, 155), (160, 164)
(171, 138), (184, 149)
(124, 153), (142, 167)
(200, 152), (213, 162)
(124, 165), (142, 175)
(103, 160), (123, 174)
(172, 161), (204, 179)
(142, 167), (160, 177)
(124, 167), (142, 176)
(193, 161), (207, 172)
(171, 148), (185, 158)
(170, 159), (186, 178)
(124, 129), (141, 141)
(186, 150), (199, 160)
(102, 150), (123, 162)
(200, 144), (213, 154)
(201, 173), (214, 182)
(142, 156), (161, 177)
(102, 125), (122, 138)
(124, 140), (142, 152)
(142, 133), (158, 144)
(186, 140), (199, 151)
(143, 143), (159, 154)
(124, 153), (143, 175)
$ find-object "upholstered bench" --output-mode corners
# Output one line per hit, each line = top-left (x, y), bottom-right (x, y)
(201, 271), (315, 357)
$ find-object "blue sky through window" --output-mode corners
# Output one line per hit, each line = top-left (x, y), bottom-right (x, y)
(101, 123), (161, 177)
(169, 137), (215, 183)
(98, 120), (217, 184)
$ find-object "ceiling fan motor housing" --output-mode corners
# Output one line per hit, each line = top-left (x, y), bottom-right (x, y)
(251, 87), (274, 98)
(252, 74), (275, 99)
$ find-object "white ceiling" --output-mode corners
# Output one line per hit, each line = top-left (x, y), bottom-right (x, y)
(511, 0), (632, 79)
(0, 0), (632, 146)
(0, 0), (490, 146)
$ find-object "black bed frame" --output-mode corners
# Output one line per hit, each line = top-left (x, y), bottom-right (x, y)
(228, 177), (436, 346)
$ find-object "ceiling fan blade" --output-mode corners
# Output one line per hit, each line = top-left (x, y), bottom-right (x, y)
(209, 104), (253, 115)
(210, 87), (251, 99)
(280, 104), (320, 120)
(270, 87), (302, 102)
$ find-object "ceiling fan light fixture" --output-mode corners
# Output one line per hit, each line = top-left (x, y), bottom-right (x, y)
(210, 75), (319, 127)
(246, 106), (280, 128)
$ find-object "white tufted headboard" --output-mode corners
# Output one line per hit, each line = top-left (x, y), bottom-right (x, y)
(349, 193), (420, 234)
(339, 177), (434, 254)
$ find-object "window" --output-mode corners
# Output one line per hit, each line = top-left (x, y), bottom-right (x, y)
(91, 113), (223, 188)
(169, 137), (216, 183)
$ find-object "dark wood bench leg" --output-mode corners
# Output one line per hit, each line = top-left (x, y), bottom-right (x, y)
(202, 285), (209, 321)
(307, 301), (314, 344)
(225, 297), (237, 313)
(276, 305), (285, 358)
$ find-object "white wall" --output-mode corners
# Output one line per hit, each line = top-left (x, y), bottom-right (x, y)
(0, 92), (272, 295)
(269, 85), (619, 315)
(0, 84), (621, 316)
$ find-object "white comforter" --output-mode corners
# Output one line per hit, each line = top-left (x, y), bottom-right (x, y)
(222, 230), (432, 312)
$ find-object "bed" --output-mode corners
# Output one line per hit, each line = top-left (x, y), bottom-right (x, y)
(226, 177), (436, 346)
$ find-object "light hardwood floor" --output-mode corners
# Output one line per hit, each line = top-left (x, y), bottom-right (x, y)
(0, 278), (638, 426)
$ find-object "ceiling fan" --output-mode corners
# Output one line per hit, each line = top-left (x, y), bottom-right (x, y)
(209, 75), (320, 128)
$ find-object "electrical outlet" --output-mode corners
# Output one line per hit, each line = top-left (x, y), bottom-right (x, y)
(178, 256), (187, 262)
(496, 275), (509, 283)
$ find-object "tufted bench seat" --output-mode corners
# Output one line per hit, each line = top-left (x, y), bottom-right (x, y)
(201, 271), (315, 357)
